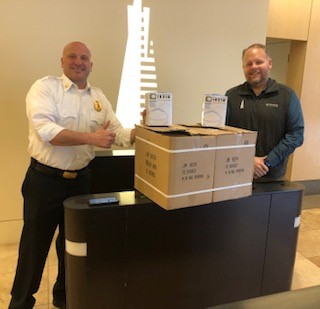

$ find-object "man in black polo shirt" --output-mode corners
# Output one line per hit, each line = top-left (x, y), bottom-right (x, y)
(226, 43), (304, 181)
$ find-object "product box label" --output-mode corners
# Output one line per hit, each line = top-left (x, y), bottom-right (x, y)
(145, 92), (172, 126)
(201, 94), (228, 128)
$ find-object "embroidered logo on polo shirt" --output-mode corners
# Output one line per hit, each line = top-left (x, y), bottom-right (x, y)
(266, 103), (279, 108)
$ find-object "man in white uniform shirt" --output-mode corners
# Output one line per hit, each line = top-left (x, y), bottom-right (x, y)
(9, 41), (135, 309)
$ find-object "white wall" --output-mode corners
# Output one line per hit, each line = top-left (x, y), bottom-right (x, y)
(0, 0), (269, 244)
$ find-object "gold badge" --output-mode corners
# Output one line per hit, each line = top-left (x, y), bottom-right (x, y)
(94, 100), (102, 112)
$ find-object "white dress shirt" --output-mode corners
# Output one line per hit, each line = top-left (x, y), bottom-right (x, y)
(26, 74), (132, 170)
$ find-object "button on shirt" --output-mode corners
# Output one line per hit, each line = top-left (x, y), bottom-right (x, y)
(26, 74), (132, 170)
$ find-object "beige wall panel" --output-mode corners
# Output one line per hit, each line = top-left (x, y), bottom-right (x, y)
(267, 0), (312, 41)
(290, 0), (320, 181)
(286, 41), (307, 97)
(0, 0), (269, 244)
(266, 39), (291, 84)
(285, 41), (307, 180)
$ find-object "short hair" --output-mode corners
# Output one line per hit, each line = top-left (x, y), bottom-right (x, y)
(242, 43), (272, 60)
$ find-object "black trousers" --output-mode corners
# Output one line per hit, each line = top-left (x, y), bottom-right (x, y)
(9, 164), (91, 309)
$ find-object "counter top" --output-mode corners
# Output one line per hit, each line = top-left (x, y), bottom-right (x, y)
(64, 181), (304, 211)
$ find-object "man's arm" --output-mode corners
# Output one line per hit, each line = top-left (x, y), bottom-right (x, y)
(266, 91), (304, 167)
(50, 121), (116, 148)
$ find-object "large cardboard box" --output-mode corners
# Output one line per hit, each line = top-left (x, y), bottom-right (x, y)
(134, 125), (216, 209)
(134, 125), (257, 210)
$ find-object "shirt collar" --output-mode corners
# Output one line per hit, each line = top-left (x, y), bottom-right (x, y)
(241, 78), (278, 96)
(61, 74), (91, 92)
(247, 81), (267, 96)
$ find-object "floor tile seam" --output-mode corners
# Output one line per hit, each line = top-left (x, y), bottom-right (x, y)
(308, 254), (320, 258)
(299, 226), (320, 231)
(0, 269), (16, 275)
(307, 255), (320, 260)
(301, 207), (320, 211)
(298, 227), (320, 232)
(296, 251), (319, 260)
(306, 257), (320, 264)
(299, 254), (320, 262)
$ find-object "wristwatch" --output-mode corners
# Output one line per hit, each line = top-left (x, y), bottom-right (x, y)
(264, 158), (271, 168)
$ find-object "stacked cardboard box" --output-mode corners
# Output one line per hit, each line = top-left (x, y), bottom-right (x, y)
(134, 124), (257, 210)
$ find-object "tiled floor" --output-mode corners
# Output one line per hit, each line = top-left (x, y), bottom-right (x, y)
(291, 195), (320, 290)
(0, 238), (58, 309)
(1, 195), (320, 308)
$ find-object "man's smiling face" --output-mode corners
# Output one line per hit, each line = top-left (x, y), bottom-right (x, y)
(242, 47), (272, 89)
(61, 42), (93, 89)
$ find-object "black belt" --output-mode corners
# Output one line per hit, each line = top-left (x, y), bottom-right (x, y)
(30, 158), (89, 179)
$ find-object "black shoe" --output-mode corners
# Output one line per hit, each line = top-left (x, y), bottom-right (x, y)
(53, 298), (66, 308)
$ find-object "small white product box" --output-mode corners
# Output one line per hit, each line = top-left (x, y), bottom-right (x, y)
(201, 94), (228, 128)
(145, 92), (172, 126)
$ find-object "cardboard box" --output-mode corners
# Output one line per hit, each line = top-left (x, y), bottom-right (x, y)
(145, 92), (172, 126)
(134, 125), (256, 210)
(201, 94), (228, 128)
(134, 125), (216, 209)
(209, 125), (257, 202)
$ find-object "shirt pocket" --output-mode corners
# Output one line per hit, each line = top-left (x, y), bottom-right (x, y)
(90, 110), (106, 130)
(57, 104), (78, 129)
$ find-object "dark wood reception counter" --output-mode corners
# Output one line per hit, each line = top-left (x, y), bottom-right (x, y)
(64, 181), (304, 309)
(88, 149), (135, 194)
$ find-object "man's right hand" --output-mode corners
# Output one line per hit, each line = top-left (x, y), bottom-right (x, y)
(50, 121), (116, 148)
(90, 121), (116, 148)
(253, 156), (269, 179)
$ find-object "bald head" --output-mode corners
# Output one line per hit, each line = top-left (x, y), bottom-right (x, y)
(61, 41), (93, 89)
(62, 41), (91, 59)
